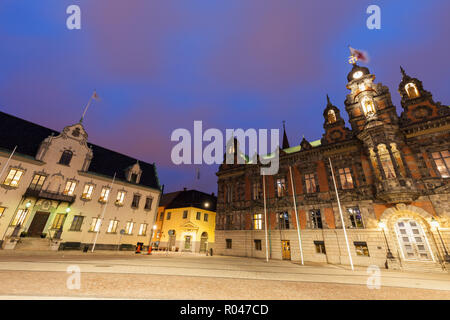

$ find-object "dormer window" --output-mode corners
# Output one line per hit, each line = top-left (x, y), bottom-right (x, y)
(405, 83), (420, 98)
(130, 173), (138, 183)
(59, 150), (73, 166)
(361, 96), (376, 117)
(125, 162), (142, 184)
(327, 110), (337, 124)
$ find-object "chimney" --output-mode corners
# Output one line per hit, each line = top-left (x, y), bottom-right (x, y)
(183, 187), (187, 191)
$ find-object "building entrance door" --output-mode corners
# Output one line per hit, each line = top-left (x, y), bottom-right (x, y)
(168, 231), (176, 251)
(184, 235), (191, 251)
(395, 219), (432, 261)
(28, 212), (50, 237)
(200, 232), (208, 253)
(281, 240), (291, 260)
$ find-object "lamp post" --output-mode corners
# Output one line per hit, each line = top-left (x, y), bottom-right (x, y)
(430, 218), (450, 263)
(378, 221), (394, 261)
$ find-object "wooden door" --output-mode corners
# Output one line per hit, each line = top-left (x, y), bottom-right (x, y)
(28, 212), (50, 237)
(281, 240), (291, 260)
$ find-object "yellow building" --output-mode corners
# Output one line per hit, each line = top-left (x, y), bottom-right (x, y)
(152, 189), (216, 253)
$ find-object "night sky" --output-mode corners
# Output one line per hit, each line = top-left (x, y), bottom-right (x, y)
(1, 0), (449, 194)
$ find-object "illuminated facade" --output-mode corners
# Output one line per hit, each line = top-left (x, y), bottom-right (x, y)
(215, 64), (450, 271)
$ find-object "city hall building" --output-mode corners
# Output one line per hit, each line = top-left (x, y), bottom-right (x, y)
(215, 64), (450, 271)
(0, 111), (161, 251)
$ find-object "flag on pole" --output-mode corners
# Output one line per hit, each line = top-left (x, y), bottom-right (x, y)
(92, 90), (100, 101)
(349, 46), (369, 64)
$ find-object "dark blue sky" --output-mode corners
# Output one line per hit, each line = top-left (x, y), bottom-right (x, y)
(1, 0), (449, 193)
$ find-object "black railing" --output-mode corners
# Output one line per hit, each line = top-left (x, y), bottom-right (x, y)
(24, 188), (76, 203)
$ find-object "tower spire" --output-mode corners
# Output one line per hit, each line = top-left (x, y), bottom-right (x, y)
(282, 120), (290, 149)
(400, 66), (407, 78)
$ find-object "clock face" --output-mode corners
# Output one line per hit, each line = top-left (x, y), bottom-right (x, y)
(353, 71), (363, 79)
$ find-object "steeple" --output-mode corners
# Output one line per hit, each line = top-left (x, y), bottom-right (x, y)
(282, 121), (290, 149)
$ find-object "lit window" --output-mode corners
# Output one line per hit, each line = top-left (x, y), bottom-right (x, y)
(11, 209), (28, 226)
(354, 242), (370, 256)
(405, 83), (420, 98)
(138, 223), (147, 236)
(253, 213), (262, 230)
(432, 151), (450, 178)
(314, 241), (326, 254)
(52, 214), (66, 229)
(0, 207), (5, 217)
(70, 216), (84, 231)
(338, 168), (354, 189)
(347, 207), (364, 228)
(327, 110), (337, 124)
(63, 180), (77, 196)
(99, 187), (110, 202)
(125, 221), (134, 235)
(82, 184), (94, 199)
(361, 96), (376, 116)
(107, 220), (118, 233)
(3, 169), (24, 187)
(116, 191), (126, 205)
(276, 178), (286, 197)
(305, 173), (317, 193)
(279, 212), (290, 230)
(89, 218), (102, 232)
(310, 210), (322, 229)
(59, 150), (73, 166)
(29, 174), (46, 191)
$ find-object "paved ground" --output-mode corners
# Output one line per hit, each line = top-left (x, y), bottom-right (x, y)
(0, 251), (449, 299)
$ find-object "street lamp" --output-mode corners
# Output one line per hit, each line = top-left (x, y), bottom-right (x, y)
(25, 201), (32, 208)
(430, 218), (450, 263)
(378, 221), (394, 261)
(204, 202), (210, 208)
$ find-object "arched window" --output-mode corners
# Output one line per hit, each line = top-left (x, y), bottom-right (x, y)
(327, 110), (337, 124)
(405, 83), (420, 98)
(59, 150), (73, 166)
(361, 96), (376, 116)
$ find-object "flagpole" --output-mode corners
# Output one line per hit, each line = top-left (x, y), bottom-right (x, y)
(80, 91), (98, 123)
(328, 157), (354, 271)
(0, 145), (17, 181)
(289, 165), (304, 265)
(263, 174), (269, 263)
(92, 172), (116, 252)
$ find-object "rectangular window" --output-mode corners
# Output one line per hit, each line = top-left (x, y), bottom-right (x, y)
(29, 174), (46, 191)
(338, 167), (354, 189)
(3, 169), (24, 187)
(254, 239), (262, 251)
(432, 150), (450, 178)
(70, 215), (84, 231)
(138, 223), (147, 236)
(305, 173), (317, 193)
(0, 207), (6, 217)
(144, 197), (153, 210)
(252, 181), (261, 200)
(354, 242), (370, 256)
(225, 215), (232, 230)
(310, 209), (322, 229)
(167, 212), (171, 220)
(253, 213), (262, 230)
(314, 241), (326, 254)
(116, 191), (125, 205)
(159, 212), (164, 221)
(347, 207), (364, 228)
(196, 212), (201, 220)
(183, 210), (188, 219)
(276, 178), (287, 197)
(125, 221), (134, 235)
(89, 218), (102, 232)
(278, 212), (290, 230)
(82, 184), (94, 200)
(131, 194), (140, 208)
(107, 220), (118, 233)
(99, 187), (110, 202)
(204, 214), (208, 222)
(52, 213), (65, 229)
(11, 209), (28, 226)
(226, 239), (232, 249)
(226, 185), (233, 203)
(63, 180), (77, 196)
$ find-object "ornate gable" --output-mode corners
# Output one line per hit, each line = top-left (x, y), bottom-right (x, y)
(321, 95), (352, 145)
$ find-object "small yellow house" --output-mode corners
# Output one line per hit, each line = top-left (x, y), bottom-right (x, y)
(152, 189), (216, 253)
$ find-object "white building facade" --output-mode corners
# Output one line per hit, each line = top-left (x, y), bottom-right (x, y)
(0, 111), (161, 251)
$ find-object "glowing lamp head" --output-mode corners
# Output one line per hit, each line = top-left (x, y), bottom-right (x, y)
(66, 207), (71, 213)
(378, 221), (386, 230)
(430, 218), (440, 229)
(204, 202), (210, 208)
(25, 201), (32, 208)
(153, 225), (157, 230)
